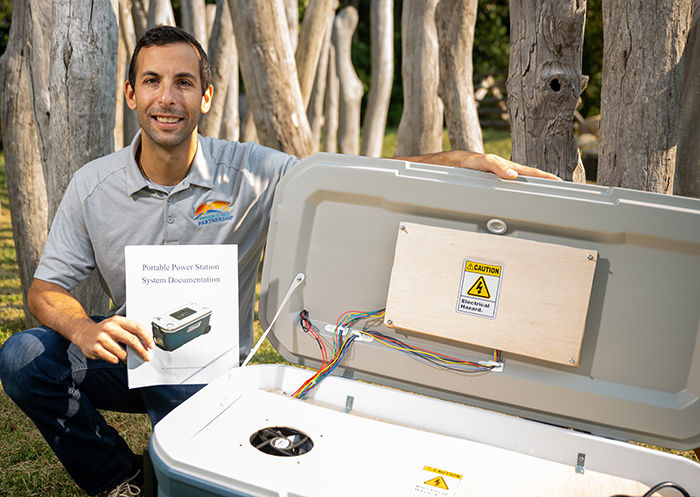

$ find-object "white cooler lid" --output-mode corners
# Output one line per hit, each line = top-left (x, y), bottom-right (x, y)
(259, 153), (700, 450)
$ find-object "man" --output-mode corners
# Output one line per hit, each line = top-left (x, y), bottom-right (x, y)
(0, 26), (557, 497)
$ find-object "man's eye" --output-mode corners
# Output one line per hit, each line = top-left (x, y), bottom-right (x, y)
(178, 80), (193, 87)
(144, 78), (158, 85)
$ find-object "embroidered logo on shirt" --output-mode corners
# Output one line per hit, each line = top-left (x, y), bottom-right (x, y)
(194, 201), (233, 226)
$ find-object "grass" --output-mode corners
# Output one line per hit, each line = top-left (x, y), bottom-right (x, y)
(0, 132), (697, 496)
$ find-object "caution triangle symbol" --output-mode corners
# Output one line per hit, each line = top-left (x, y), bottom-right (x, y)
(424, 476), (449, 490)
(467, 275), (491, 298)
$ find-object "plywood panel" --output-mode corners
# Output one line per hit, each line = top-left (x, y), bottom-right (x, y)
(384, 222), (597, 366)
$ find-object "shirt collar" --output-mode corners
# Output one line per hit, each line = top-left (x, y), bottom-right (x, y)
(126, 131), (214, 196)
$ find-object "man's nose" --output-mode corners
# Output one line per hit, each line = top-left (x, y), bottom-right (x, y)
(158, 83), (176, 105)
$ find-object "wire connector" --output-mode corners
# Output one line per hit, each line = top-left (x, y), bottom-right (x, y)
(478, 360), (504, 372)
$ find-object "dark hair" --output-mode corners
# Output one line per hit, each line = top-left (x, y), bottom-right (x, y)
(128, 26), (212, 95)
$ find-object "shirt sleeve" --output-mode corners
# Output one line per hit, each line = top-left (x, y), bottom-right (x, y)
(34, 175), (97, 291)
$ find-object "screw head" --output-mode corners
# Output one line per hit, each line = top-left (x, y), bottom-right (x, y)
(569, 358), (576, 365)
(587, 254), (594, 260)
(386, 319), (393, 325)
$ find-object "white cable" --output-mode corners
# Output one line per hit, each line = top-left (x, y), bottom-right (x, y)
(241, 272), (305, 367)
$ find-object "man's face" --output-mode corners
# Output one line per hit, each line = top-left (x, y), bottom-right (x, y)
(125, 42), (213, 151)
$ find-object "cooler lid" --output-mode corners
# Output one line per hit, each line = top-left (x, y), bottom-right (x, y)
(259, 153), (700, 450)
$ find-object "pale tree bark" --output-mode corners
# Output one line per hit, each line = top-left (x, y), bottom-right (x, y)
(239, 95), (259, 143)
(0, 0), (50, 327)
(206, 4), (217, 41)
(674, 1), (700, 198)
(132, 0), (150, 38)
(147, 0), (176, 29)
(219, 38), (240, 141)
(284, 0), (299, 52)
(322, 43), (339, 153)
(598, 0), (691, 193)
(296, 0), (337, 108)
(308, 6), (335, 147)
(507, 0), (587, 182)
(395, 0), (443, 156)
(119, 0), (140, 144)
(199, 0), (234, 137)
(229, 0), (314, 157)
(333, 6), (363, 155)
(361, 0), (393, 157)
(115, 15), (127, 150)
(181, 0), (208, 48)
(46, 0), (119, 315)
(436, 0), (483, 154)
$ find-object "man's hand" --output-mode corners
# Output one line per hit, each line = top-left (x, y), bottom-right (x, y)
(72, 315), (153, 364)
(393, 150), (562, 181)
(28, 279), (154, 364)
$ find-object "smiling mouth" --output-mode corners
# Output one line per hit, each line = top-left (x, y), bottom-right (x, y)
(153, 116), (182, 124)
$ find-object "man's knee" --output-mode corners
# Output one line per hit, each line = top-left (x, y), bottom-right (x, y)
(0, 328), (65, 402)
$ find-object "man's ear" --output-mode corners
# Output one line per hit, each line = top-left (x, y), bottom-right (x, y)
(125, 81), (137, 111)
(201, 85), (214, 114)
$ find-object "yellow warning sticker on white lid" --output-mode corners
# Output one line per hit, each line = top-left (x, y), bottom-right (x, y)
(457, 259), (503, 319)
(411, 465), (463, 496)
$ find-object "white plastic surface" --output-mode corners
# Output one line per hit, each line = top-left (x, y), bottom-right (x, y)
(152, 365), (700, 497)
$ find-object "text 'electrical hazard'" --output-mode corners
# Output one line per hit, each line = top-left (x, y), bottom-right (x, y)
(411, 466), (463, 496)
(457, 259), (503, 319)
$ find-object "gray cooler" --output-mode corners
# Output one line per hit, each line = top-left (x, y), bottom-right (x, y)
(150, 154), (700, 496)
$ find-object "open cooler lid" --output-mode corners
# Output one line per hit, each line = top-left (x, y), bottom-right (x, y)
(259, 153), (700, 450)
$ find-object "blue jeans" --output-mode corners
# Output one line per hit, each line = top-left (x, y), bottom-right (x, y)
(0, 321), (203, 495)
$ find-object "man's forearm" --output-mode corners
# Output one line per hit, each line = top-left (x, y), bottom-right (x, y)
(27, 278), (153, 363)
(28, 278), (96, 343)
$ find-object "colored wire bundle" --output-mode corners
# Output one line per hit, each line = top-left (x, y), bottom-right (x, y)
(356, 328), (496, 373)
(292, 308), (496, 399)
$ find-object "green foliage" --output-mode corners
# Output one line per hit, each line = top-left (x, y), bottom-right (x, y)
(581, 0), (603, 117)
(474, 0), (510, 78)
(0, 0), (10, 55)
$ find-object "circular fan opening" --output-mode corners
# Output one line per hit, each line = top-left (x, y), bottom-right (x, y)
(250, 426), (314, 457)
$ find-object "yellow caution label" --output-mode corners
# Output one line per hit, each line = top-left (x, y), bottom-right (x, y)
(465, 261), (501, 277)
(467, 275), (491, 298)
(424, 476), (449, 490)
(423, 466), (463, 480)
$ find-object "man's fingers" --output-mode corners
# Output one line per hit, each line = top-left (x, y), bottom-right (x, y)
(510, 163), (562, 180)
(112, 316), (155, 350)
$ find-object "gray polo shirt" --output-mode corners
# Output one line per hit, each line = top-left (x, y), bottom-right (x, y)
(35, 132), (298, 355)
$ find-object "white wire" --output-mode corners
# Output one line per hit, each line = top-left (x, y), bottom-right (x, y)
(241, 273), (305, 367)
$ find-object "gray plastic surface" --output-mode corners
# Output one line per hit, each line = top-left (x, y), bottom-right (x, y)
(259, 153), (700, 449)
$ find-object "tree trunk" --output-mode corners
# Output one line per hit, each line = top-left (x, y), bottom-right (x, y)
(333, 6), (363, 155)
(119, 0), (140, 144)
(598, 0), (691, 193)
(296, 0), (337, 108)
(436, 0), (483, 154)
(307, 7), (335, 148)
(506, 0), (587, 182)
(239, 94), (259, 143)
(115, 14), (127, 150)
(46, 0), (119, 315)
(361, 0), (393, 157)
(395, 0), (443, 156)
(284, 0), (299, 52)
(229, 0), (314, 157)
(206, 3), (217, 40)
(322, 44), (339, 153)
(674, 3), (700, 198)
(199, 0), (234, 137)
(0, 0), (50, 327)
(147, 0), (175, 29)
(131, 0), (149, 39)
(181, 0), (208, 48)
(219, 38), (240, 141)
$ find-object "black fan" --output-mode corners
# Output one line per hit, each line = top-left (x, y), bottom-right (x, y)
(250, 426), (314, 457)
